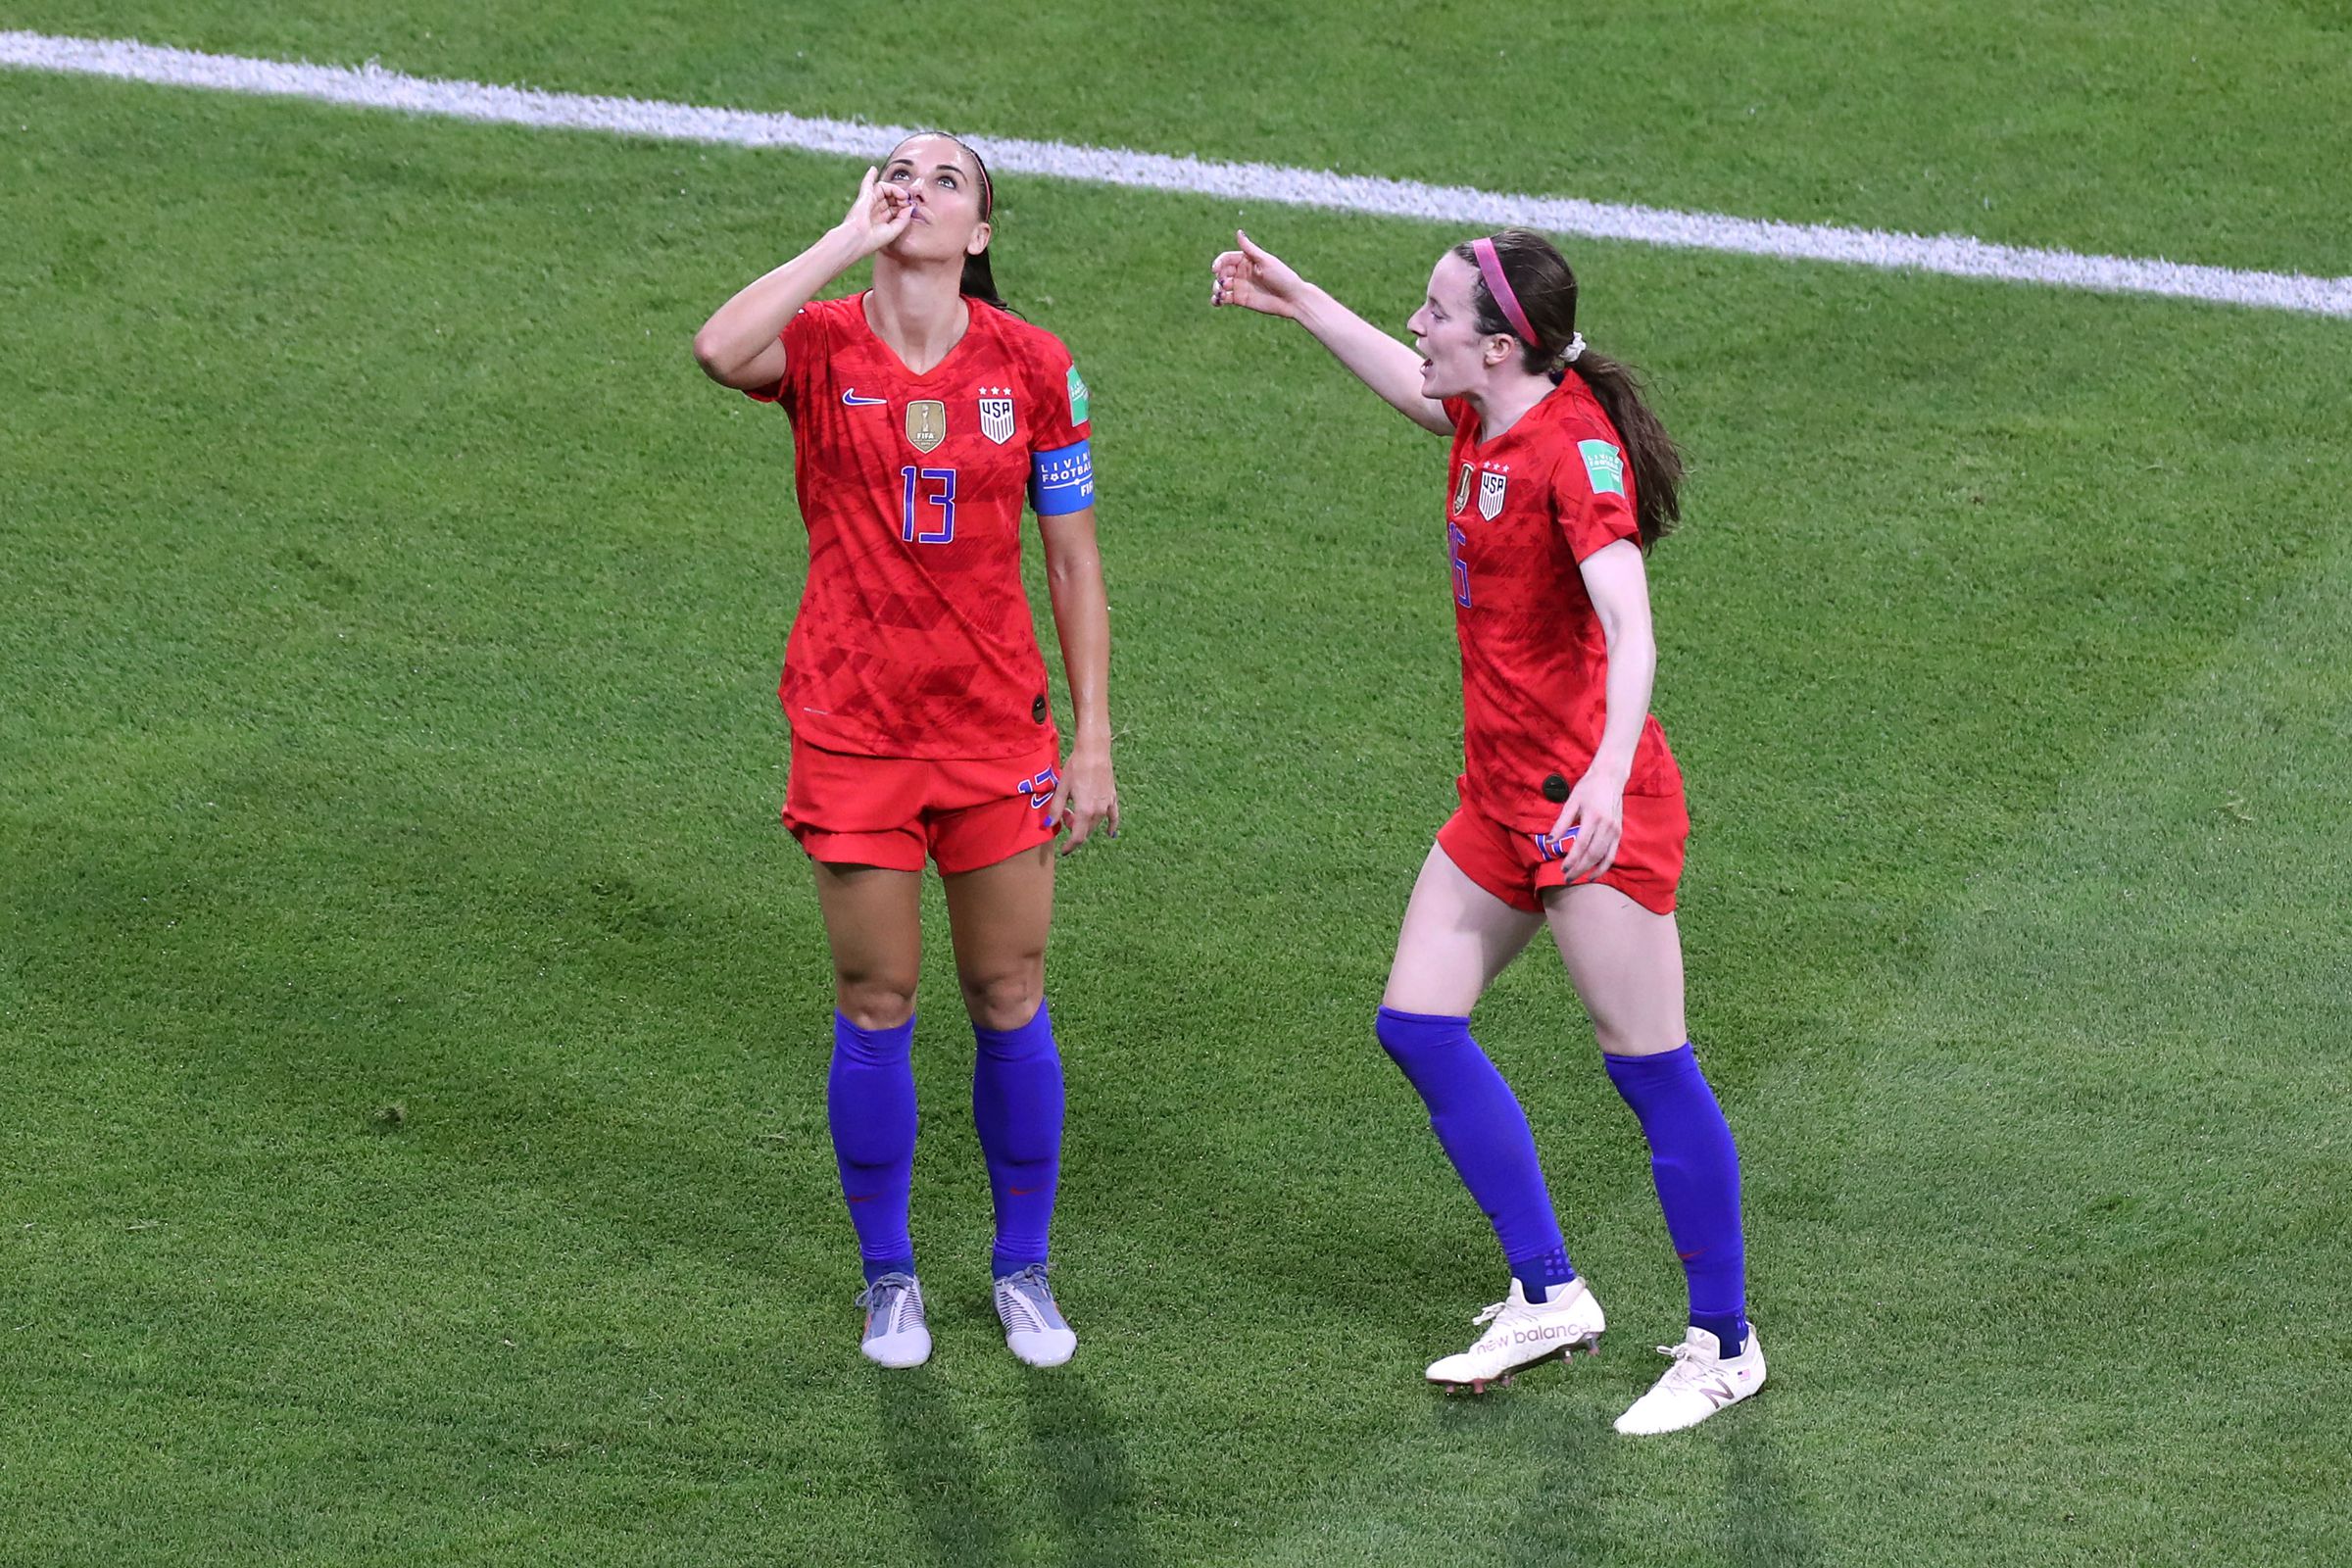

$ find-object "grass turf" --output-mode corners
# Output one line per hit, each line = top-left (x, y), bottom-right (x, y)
(7, 0), (2352, 275)
(3, 22), (2349, 1568)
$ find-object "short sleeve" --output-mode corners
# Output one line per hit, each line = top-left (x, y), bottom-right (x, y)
(1025, 333), (1092, 454)
(1552, 435), (1640, 561)
(744, 304), (830, 410)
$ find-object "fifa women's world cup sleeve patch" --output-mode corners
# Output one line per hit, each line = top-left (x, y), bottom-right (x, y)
(1553, 438), (1638, 560)
(1578, 439), (1627, 497)
(1029, 442), (1095, 515)
(1023, 333), (1092, 452)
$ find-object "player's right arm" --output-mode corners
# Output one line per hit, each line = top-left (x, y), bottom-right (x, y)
(1209, 230), (1450, 435)
(691, 168), (915, 391)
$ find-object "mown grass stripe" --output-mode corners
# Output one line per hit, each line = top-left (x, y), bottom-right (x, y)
(4, 27), (2349, 319)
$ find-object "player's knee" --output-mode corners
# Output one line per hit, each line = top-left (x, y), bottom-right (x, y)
(835, 972), (918, 1032)
(1376, 1003), (1464, 1059)
(960, 968), (1044, 1033)
(1590, 1014), (1683, 1059)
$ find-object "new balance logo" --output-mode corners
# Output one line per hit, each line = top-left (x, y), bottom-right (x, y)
(1699, 1379), (1740, 1408)
(1479, 1322), (1589, 1351)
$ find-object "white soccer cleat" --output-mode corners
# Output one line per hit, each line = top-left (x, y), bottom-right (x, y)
(1614, 1325), (1765, 1434)
(1424, 1277), (1606, 1394)
(855, 1273), (932, 1369)
(994, 1264), (1077, 1368)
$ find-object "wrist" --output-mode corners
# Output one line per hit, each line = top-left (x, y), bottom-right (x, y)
(818, 223), (871, 270)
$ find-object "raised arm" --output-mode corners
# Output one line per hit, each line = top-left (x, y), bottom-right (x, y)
(691, 168), (915, 391)
(1210, 231), (1451, 435)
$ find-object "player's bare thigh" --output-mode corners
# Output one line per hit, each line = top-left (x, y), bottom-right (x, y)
(1543, 880), (1687, 1056)
(812, 861), (925, 1030)
(942, 842), (1056, 1032)
(1382, 843), (1545, 1016)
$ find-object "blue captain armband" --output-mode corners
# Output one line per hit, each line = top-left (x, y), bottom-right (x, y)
(1028, 440), (1096, 515)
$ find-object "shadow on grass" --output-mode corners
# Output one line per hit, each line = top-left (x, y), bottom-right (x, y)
(1721, 1399), (1819, 1567)
(1021, 1370), (1155, 1568)
(870, 1364), (1152, 1568)
(874, 1368), (1012, 1567)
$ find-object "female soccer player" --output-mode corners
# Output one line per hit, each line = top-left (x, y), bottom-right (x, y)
(694, 135), (1116, 1371)
(1209, 227), (1761, 1433)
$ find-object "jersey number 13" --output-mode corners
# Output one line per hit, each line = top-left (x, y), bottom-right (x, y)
(899, 466), (956, 545)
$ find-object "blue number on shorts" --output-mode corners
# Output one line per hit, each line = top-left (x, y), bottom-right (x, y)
(899, 466), (956, 544)
(1446, 521), (1472, 607)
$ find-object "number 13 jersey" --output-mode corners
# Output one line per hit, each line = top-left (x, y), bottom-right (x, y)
(750, 292), (1094, 759)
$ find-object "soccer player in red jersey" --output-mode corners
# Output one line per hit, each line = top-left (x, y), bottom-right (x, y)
(1211, 227), (1763, 1432)
(694, 134), (1116, 1371)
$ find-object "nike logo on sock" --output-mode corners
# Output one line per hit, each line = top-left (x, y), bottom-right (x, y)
(842, 388), (888, 406)
(1008, 1185), (1042, 1196)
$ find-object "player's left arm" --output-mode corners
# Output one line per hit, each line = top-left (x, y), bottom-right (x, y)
(1555, 538), (1657, 883)
(1037, 505), (1119, 854)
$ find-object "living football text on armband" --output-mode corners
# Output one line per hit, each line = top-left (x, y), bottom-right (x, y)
(1028, 440), (1095, 516)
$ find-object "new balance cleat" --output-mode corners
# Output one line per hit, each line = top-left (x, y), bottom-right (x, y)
(1425, 1277), (1605, 1394)
(855, 1272), (932, 1369)
(993, 1263), (1077, 1367)
(1614, 1325), (1765, 1434)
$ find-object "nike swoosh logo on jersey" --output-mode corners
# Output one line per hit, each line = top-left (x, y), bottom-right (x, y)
(841, 389), (888, 406)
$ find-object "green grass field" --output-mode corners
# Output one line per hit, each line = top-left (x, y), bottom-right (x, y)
(3, 5), (2348, 1564)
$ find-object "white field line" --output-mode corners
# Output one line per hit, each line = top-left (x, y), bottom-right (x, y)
(6, 29), (2349, 319)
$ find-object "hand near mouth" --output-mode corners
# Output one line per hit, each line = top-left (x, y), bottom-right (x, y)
(835, 167), (919, 258)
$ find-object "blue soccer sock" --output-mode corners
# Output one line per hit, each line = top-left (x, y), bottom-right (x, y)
(1604, 1043), (1748, 1355)
(1376, 1006), (1576, 1301)
(826, 1012), (918, 1284)
(972, 1000), (1064, 1280)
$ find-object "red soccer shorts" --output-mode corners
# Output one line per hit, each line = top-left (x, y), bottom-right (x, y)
(782, 733), (1060, 874)
(1436, 772), (1688, 915)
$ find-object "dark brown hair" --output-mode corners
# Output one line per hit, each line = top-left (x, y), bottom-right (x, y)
(1451, 227), (1681, 547)
(887, 131), (1012, 315)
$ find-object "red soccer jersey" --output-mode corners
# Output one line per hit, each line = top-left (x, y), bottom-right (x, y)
(750, 292), (1093, 759)
(1440, 380), (1680, 831)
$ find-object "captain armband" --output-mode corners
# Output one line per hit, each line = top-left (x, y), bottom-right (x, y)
(1028, 441), (1095, 516)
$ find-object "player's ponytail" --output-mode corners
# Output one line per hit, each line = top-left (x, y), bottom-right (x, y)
(960, 248), (1012, 315)
(954, 137), (1016, 314)
(1454, 228), (1682, 548)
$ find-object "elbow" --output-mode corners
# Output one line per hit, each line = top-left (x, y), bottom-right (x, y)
(690, 329), (730, 382)
(692, 320), (754, 384)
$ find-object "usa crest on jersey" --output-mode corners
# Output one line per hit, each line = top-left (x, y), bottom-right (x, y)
(1478, 470), (1508, 520)
(977, 386), (1015, 446)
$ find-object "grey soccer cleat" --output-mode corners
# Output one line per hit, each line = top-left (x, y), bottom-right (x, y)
(993, 1263), (1077, 1367)
(855, 1272), (933, 1369)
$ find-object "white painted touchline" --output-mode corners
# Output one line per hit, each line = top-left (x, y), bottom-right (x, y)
(5, 29), (2348, 319)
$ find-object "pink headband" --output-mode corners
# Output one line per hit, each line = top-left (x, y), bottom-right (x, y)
(1471, 236), (1539, 346)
